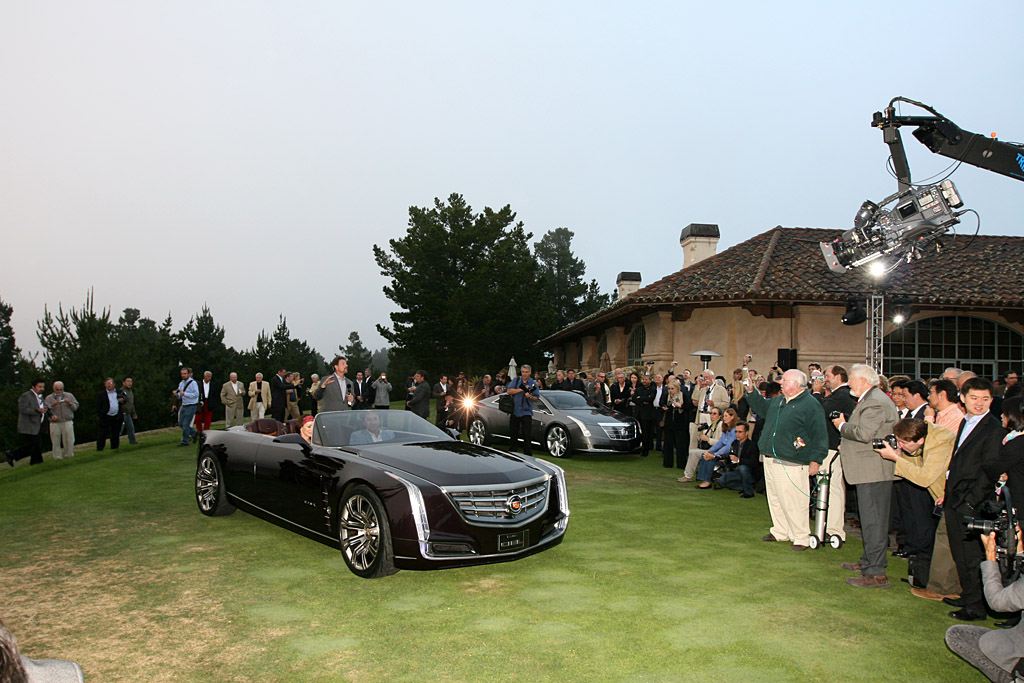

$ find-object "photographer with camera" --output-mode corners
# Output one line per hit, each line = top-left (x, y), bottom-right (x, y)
(946, 523), (1024, 682)
(832, 364), (899, 588)
(874, 418), (956, 589)
(507, 364), (540, 456)
(818, 365), (857, 546)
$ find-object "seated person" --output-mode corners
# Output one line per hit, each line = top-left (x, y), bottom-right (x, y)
(349, 412), (396, 445)
(678, 407), (724, 483)
(299, 415), (314, 444)
(695, 408), (740, 489)
(717, 421), (761, 497)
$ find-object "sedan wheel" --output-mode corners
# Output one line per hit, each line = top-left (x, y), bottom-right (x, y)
(195, 451), (235, 517)
(338, 485), (397, 578)
(468, 418), (491, 446)
(546, 425), (572, 458)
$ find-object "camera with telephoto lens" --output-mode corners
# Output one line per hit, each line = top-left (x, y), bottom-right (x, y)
(829, 410), (843, 420)
(871, 434), (898, 450)
(964, 490), (1023, 580)
(697, 423), (711, 434)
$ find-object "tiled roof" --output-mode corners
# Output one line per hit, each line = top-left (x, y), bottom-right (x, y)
(541, 226), (1024, 344)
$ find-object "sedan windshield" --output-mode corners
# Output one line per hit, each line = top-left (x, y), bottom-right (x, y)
(312, 410), (454, 448)
(542, 390), (595, 411)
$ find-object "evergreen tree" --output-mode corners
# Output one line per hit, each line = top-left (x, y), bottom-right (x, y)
(533, 227), (611, 337)
(340, 332), (373, 374)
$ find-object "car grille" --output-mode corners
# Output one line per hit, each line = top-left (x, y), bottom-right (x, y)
(599, 422), (637, 440)
(445, 477), (549, 524)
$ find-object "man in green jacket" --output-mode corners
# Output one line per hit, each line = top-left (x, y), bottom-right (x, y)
(745, 369), (828, 550)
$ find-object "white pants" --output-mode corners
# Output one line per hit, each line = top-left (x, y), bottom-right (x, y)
(49, 421), (75, 459)
(251, 404), (265, 422)
(684, 448), (705, 479)
(822, 449), (846, 541)
(225, 403), (245, 428)
(764, 456), (810, 546)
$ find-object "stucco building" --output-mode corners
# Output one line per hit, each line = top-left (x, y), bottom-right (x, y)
(540, 224), (1024, 381)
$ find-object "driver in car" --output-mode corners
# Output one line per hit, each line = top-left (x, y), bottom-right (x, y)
(350, 412), (396, 445)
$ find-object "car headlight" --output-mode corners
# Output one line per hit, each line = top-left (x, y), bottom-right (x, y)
(386, 472), (430, 544)
(566, 415), (590, 437)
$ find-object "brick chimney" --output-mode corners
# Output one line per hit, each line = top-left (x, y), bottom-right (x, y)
(679, 223), (720, 268)
(616, 272), (641, 300)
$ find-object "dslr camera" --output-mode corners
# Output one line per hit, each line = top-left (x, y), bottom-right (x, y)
(871, 434), (898, 450)
(964, 489), (1022, 579)
(829, 410), (843, 420)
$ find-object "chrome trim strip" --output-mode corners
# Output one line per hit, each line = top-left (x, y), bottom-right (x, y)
(227, 494), (335, 542)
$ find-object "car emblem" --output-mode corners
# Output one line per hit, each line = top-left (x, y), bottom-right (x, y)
(505, 494), (524, 516)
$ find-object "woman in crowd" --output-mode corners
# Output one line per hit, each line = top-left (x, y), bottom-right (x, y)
(695, 407), (740, 489)
(661, 379), (689, 470)
(628, 372), (641, 417)
(451, 376), (475, 434)
(678, 406), (725, 483)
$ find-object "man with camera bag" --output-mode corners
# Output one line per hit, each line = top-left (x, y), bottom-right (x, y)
(832, 364), (899, 588)
(507, 364), (540, 456)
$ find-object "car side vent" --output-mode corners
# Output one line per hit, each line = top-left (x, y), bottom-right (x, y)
(445, 477), (549, 524)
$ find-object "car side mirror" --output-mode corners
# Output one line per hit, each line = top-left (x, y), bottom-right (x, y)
(274, 433), (311, 452)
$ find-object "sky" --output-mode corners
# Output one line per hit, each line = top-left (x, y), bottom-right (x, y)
(2, 1), (1023, 364)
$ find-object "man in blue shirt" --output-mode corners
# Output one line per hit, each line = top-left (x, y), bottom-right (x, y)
(174, 367), (200, 447)
(507, 364), (540, 456)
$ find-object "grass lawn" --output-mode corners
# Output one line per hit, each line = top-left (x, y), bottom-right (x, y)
(0, 419), (983, 682)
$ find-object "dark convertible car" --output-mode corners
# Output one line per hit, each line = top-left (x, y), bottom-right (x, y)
(195, 410), (569, 578)
(468, 390), (641, 458)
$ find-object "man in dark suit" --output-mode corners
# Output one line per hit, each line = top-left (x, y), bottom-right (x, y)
(633, 374), (658, 457)
(270, 366), (291, 422)
(194, 370), (219, 434)
(351, 371), (372, 410)
(312, 356), (355, 412)
(562, 369), (586, 393)
(6, 379), (47, 466)
(432, 375), (451, 427)
(944, 376), (1007, 620)
(95, 377), (126, 451)
(407, 370), (431, 419)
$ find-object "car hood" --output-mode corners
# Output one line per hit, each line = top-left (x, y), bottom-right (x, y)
(353, 440), (548, 486)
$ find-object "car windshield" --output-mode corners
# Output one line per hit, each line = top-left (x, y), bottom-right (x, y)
(543, 390), (595, 411)
(312, 410), (454, 448)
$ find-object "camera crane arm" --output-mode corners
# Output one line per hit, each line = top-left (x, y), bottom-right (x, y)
(874, 98), (1024, 190)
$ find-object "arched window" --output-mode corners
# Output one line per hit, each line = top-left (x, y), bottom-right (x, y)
(884, 315), (1024, 380)
(627, 325), (646, 366)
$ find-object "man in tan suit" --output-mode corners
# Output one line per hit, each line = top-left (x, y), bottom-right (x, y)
(221, 372), (247, 427)
(248, 372), (272, 422)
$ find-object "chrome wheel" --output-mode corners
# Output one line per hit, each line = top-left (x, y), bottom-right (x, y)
(338, 485), (396, 578)
(468, 418), (489, 446)
(546, 425), (570, 458)
(195, 451), (234, 517)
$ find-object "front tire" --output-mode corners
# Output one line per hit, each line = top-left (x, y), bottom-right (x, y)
(546, 425), (572, 458)
(468, 418), (491, 446)
(338, 485), (397, 579)
(196, 451), (235, 517)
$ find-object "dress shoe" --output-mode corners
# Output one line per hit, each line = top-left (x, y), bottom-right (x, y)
(943, 597), (965, 608)
(6, 451), (15, 467)
(846, 574), (891, 588)
(761, 534), (780, 542)
(677, 476), (694, 483)
(892, 549), (910, 558)
(740, 492), (755, 498)
(949, 609), (985, 621)
(911, 588), (959, 602)
(995, 614), (1022, 629)
(790, 545), (808, 552)
(177, 443), (189, 448)
(841, 562), (862, 572)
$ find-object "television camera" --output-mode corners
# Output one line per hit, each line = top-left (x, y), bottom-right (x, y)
(964, 485), (1023, 582)
(820, 97), (1024, 274)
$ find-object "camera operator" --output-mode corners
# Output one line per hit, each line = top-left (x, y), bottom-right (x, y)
(717, 421), (761, 498)
(946, 525), (1024, 683)
(507, 364), (540, 456)
(875, 418), (956, 589)
(832, 364), (899, 588)
(818, 365), (857, 547)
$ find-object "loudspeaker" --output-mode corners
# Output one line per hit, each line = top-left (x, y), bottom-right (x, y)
(777, 348), (798, 372)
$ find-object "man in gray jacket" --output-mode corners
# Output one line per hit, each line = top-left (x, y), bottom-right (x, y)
(6, 379), (47, 467)
(312, 356), (355, 412)
(370, 373), (392, 409)
(43, 381), (79, 459)
(832, 364), (899, 588)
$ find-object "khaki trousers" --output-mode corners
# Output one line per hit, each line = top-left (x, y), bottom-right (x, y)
(49, 421), (75, 459)
(822, 449), (846, 541)
(927, 511), (962, 596)
(224, 403), (245, 428)
(251, 404), (266, 422)
(764, 456), (810, 546)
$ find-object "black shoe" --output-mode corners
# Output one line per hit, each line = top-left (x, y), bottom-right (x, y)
(177, 443), (189, 447)
(892, 549), (910, 558)
(943, 597), (965, 608)
(740, 492), (755, 498)
(949, 609), (986, 621)
(995, 614), (1022, 629)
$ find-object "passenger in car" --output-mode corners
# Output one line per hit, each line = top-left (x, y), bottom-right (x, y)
(350, 412), (396, 445)
(299, 415), (315, 444)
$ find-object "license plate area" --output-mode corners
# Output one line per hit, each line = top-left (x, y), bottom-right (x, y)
(497, 529), (528, 553)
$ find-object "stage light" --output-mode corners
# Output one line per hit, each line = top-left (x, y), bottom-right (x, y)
(841, 297), (867, 326)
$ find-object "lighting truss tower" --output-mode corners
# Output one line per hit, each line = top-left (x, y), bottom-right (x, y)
(867, 294), (885, 373)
